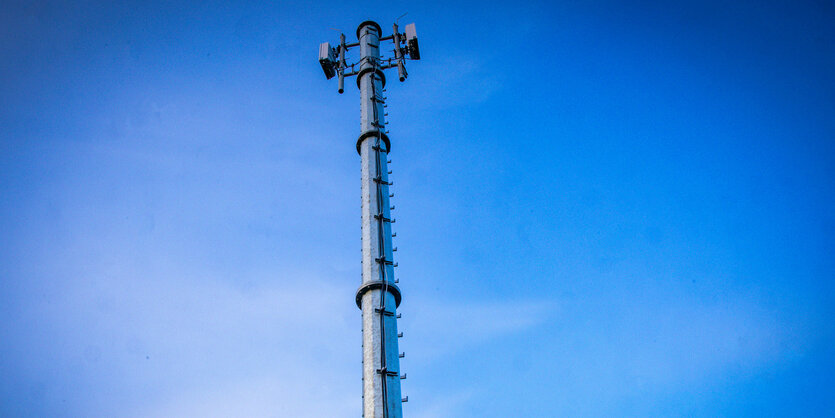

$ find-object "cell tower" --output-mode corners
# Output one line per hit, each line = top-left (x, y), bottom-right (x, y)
(319, 20), (421, 418)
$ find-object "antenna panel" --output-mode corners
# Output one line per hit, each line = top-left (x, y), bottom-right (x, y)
(319, 42), (337, 79)
(404, 23), (420, 60)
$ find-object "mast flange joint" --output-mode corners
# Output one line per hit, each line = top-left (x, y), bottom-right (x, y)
(355, 281), (402, 308)
(356, 130), (390, 155)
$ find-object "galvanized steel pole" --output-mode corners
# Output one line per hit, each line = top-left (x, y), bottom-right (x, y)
(319, 19), (421, 418)
(356, 20), (402, 418)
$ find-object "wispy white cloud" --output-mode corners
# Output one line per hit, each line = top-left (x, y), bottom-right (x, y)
(10, 264), (360, 417)
(138, 375), (357, 418)
(404, 297), (556, 360)
(398, 54), (503, 110)
(408, 387), (476, 418)
(510, 288), (806, 415)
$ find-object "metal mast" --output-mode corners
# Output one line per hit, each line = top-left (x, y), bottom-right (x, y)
(319, 20), (421, 418)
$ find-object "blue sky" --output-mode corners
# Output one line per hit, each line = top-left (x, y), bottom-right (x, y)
(1, 0), (833, 416)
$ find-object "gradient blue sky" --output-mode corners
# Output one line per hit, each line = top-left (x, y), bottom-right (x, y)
(1, 1), (833, 416)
